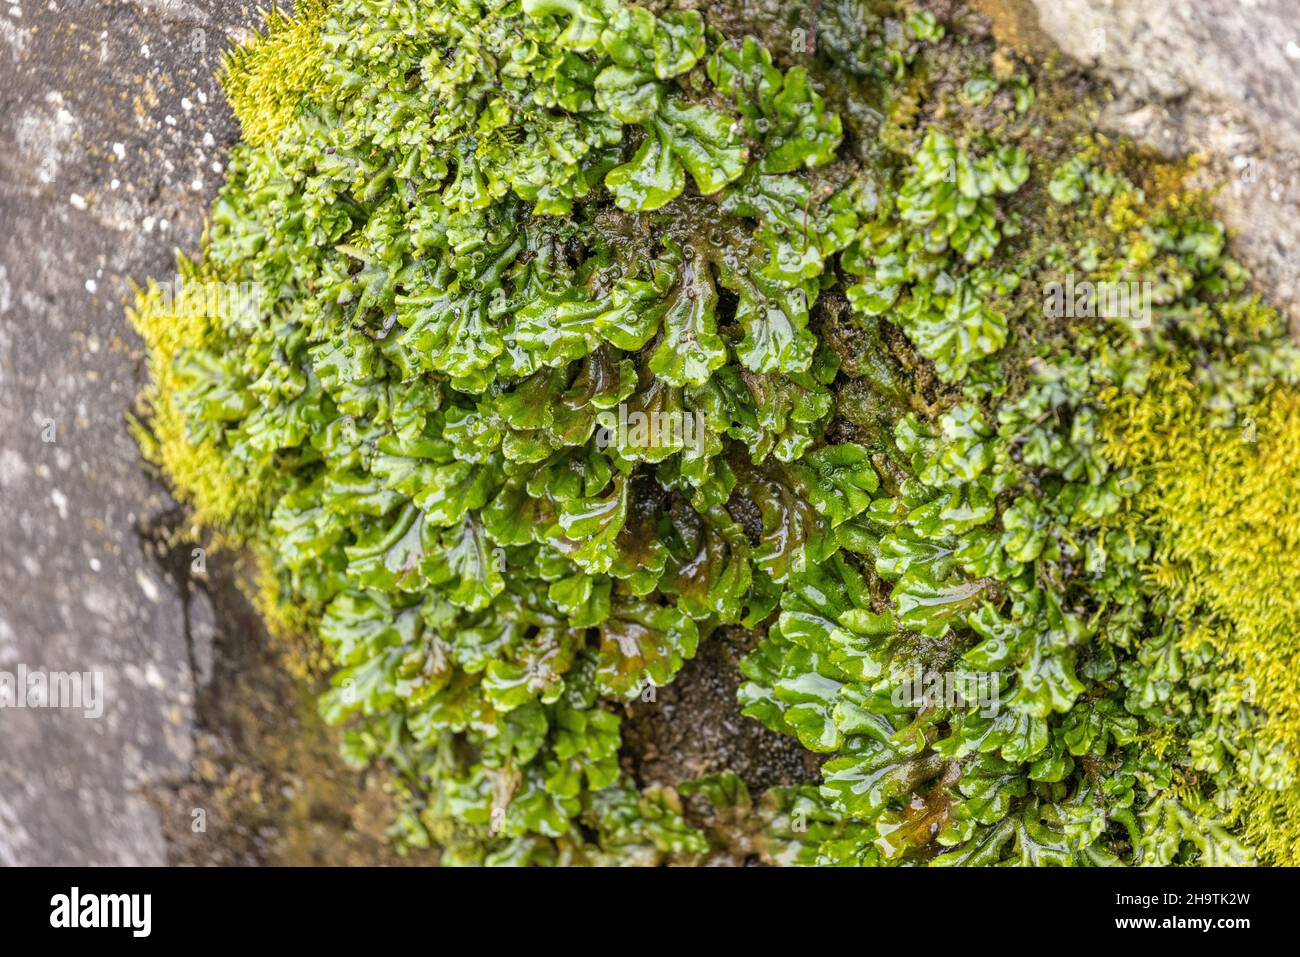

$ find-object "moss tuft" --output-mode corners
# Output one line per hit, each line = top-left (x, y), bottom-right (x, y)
(220, 0), (334, 148)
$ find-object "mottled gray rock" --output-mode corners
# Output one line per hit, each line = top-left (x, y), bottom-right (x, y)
(0, 0), (270, 866)
(4, 0), (1299, 867)
(981, 0), (1300, 329)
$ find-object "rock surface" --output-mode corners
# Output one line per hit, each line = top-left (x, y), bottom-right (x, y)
(0, 0), (425, 868)
(979, 0), (1300, 330)
(2, 0), (1298, 866)
(0, 0), (273, 866)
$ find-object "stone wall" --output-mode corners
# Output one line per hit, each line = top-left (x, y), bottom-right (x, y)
(980, 0), (1300, 330)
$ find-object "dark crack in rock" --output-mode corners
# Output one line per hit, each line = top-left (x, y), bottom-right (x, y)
(619, 626), (821, 793)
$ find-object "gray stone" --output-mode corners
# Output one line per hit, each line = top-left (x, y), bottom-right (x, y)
(981, 0), (1300, 330)
(3, 0), (1299, 866)
(0, 0), (271, 867)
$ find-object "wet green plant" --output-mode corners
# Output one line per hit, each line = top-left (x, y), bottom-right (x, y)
(130, 0), (1300, 864)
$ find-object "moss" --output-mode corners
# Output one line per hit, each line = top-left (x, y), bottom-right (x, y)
(130, 0), (1300, 864)
(1103, 356), (1300, 863)
(220, 0), (335, 148)
(1237, 785), (1300, 865)
(128, 252), (274, 532)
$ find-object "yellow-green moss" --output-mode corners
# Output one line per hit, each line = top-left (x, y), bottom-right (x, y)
(221, 0), (334, 148)
(127, 253), (272, 531)
(244, 551), (334, 680)
(1102, 347), (1300, 863)
(1236, 785), (1300, 865)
